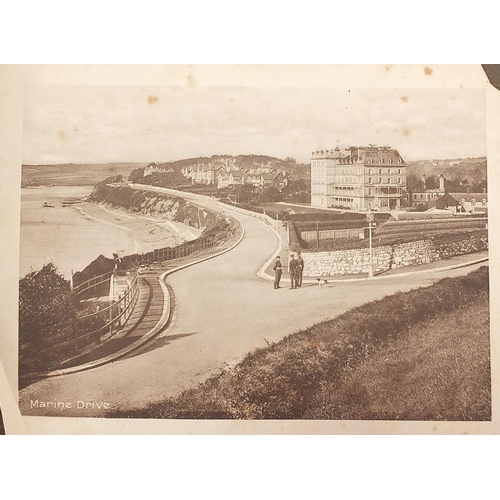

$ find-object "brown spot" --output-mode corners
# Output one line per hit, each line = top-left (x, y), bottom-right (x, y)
(400, 96), (409, 103)
(385, 65), (392, 72)
(403, 126), (411, 137)
(308, 337), (319, 349)
(229, 97), (234, 102)
(108, 166), (117, 173)
(148, 95), (159, 104)
(58, 131), (66, 141)
(424, 67), (433, 76)
(187, 74), (196, 88)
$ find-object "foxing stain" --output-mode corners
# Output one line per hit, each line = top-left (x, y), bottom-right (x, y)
(148, 95), (159, 104)
(424, 67), (433, 76)
(187, 74), (197, 89)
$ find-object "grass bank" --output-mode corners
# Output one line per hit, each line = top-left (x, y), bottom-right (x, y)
(109, 266), (490, 421)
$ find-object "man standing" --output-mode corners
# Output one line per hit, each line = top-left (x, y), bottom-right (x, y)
(296, 253), (304, 287)
(273, 255), (282, 289)
(289, 254), (298, 289)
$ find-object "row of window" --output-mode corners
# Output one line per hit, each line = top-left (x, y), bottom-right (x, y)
(366, 168), (404, 175)
(367, 177), (403, 184)
(366, 158), (404, 164)
(313, 168), (405, 176)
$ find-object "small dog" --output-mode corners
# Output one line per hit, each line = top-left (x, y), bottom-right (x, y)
(316, 278), (328, 288)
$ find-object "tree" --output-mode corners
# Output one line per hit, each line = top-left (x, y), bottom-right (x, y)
(261, 186), (283, 202)
(406, 173), (421, 192)
(19, 263), (76, 346)
(129, 167), (145, 183)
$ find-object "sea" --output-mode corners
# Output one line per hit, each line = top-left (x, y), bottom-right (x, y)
(20, 186), (146, 279)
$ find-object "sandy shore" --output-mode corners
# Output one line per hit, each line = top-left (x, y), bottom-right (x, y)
(73, 202), (203, 255)
(20, 186), (203, 278)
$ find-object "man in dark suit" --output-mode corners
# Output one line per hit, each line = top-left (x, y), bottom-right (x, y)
(296, 253), (304, 287)
(289, 254), (298, 289)
(273, 256), (282, 289)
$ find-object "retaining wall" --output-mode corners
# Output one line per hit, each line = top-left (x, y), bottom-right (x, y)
(301, 231), (488, 276)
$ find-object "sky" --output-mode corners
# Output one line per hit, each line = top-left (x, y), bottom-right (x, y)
(22, 85), (487, 165)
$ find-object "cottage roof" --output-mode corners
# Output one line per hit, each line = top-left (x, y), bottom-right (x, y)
(359, 148), (404, 164)
(449, 192), (488, 202)
(262, 172), (280, 180)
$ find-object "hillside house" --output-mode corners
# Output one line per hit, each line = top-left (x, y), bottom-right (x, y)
(428, 192), (488, 214)
(410, 174), (445, 208)
(262, 171), (288, 190)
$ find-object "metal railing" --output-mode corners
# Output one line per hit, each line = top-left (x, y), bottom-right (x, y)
(301, 228), (363, 241)
(22, 217), (240, 376)
(25, 270), (140, 372)
(73, 271), (113, 299)
(121, 219), (240, 271)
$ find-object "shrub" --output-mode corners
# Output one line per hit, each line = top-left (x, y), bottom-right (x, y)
(19, 263), (77, 375)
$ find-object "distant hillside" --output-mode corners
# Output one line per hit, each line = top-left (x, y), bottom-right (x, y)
(131, 154), (310, 182)
(406, 157), (487, 183)
(21, 162), (147, 187)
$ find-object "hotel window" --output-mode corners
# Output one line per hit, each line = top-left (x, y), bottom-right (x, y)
(388, 169), (391, 174)
(378, 168), (382, 174)
(397, 177), (402, 184)
(368, 177), (372, 184)
(387, 178), (391, 184)
(482, 199), (486, 206)
(378, 178), (382, 184)
(368, 168), (372, 174)
(397, 168), (401, 174)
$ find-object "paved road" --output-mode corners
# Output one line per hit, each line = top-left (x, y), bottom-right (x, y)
(18, 192), (488, 417)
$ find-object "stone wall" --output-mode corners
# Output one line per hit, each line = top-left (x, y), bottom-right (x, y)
(301, 231), (488, 277)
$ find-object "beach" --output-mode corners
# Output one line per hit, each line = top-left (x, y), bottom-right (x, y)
(20, 186), (201, 278)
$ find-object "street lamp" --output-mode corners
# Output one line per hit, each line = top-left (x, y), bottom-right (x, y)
(366, 207), (374, 278)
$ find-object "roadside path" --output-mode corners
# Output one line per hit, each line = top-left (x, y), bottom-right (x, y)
(18, 189), (489, 417)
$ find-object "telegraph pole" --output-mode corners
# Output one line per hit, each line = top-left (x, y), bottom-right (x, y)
(366, 208), (374, 278)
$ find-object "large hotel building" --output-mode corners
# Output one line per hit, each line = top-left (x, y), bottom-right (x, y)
(311, 145), (407, 211)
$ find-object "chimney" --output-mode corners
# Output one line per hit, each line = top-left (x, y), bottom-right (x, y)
(421, 174), (426, 190)
(439, 174), (445, 192)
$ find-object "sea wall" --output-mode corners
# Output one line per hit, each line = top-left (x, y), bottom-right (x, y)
(301, 230), (488, 276)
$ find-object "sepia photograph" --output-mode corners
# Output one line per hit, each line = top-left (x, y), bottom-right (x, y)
(14, 76), (492, 425)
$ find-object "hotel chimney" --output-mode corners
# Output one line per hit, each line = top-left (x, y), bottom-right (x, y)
(438, 174), (445, 192)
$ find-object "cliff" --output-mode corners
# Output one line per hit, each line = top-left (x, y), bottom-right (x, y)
(88, 179), (219, 229)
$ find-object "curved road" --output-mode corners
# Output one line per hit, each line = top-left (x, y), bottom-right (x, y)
(19, 192), (487, 417)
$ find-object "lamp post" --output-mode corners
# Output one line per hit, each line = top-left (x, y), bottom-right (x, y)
(366, 208), (374, 278)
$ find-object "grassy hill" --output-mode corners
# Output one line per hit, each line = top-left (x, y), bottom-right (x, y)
(108, 266), (490, 421)
(21, 162), (147, 187)
(406, 157), (487, 184)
